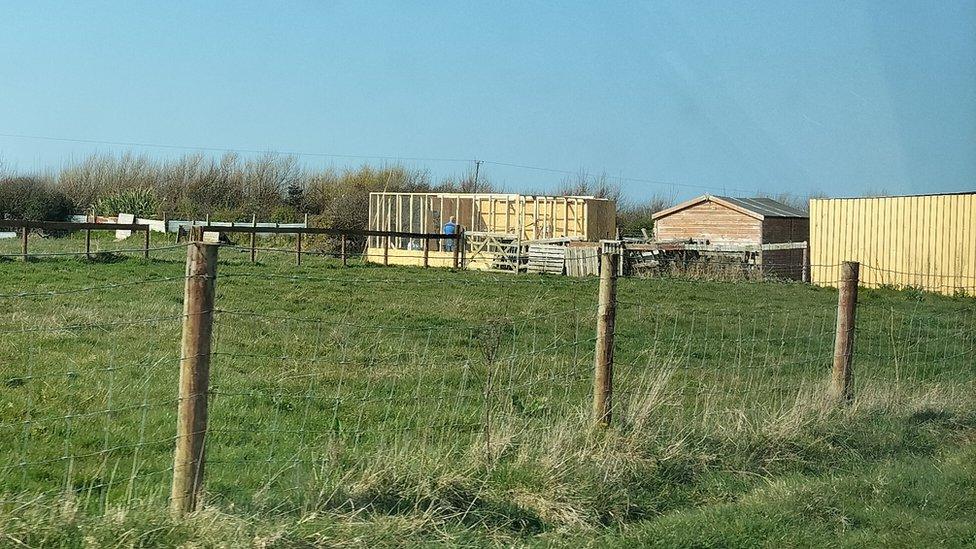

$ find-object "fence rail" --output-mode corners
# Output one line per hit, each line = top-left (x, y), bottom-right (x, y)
(0, 219), (152, 260)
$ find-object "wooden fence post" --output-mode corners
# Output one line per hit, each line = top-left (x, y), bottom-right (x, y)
(802, 241), (810, 283)
(170, 241), (218, 515)
(830, 261), (859, 402)
(452, 233), (461, 269)
(593, 250), (618, 426)
(423, 237), (429, 268)
(383, 235), (389, 266)
(21, 227), (28, 262)
(250, 214), (257, 263)
(459, 230), (466, 270)
(296, 231), (303, 266)
(143, 227), (150, 259)
(340, 235), (347, 266)
(85, 229), (92, 260)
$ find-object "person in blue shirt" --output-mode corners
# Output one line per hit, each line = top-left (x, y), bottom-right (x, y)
(443, 216), (458, 251)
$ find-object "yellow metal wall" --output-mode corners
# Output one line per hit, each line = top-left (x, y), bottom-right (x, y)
(810, 194), (976, 294)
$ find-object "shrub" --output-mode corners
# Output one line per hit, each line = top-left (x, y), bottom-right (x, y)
(95, 188), (160, 217)
(0, 177), (73, 221)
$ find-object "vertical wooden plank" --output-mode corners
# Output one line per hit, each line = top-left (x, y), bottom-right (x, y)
(144, 227), (151, 259)
(582, 198), (590, 240)
(409, 195), (415, 250)
(367, 194), (374, 250)
(469, 194), (476, 232)
(489, 197), (496, 233)
(396, 194), (403, 249)
(515, 196), (524, 274)
(550, 198), (556, 238)
(533, 197), (539, 239)
(85, 228), (92, 260)
(341, 234), (347, 266)
(563, 198), (569, 237)
(21, 227), (28, 262)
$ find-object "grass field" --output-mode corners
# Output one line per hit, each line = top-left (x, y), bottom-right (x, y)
(1, 232), (974, 547)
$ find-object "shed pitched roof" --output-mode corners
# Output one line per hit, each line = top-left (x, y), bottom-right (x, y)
(651, 194), (808, 220)
(713, 196), (808, 218)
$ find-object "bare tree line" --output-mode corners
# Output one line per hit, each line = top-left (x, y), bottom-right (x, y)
(0, 152), (817, 233)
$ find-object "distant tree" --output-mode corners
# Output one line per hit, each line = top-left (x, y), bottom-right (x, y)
(285, 181), (305, 211)
(0, 176), (73, 221)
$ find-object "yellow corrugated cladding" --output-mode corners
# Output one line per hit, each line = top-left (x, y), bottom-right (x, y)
(810, 193), (976, 295)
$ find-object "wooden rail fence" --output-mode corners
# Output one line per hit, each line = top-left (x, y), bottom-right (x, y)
(0, 220), (152, 260)
(198, 224), (464, 268)
(0, 219), (464, 268)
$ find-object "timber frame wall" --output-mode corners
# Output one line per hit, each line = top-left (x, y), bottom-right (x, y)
(367, 192), (615, 250)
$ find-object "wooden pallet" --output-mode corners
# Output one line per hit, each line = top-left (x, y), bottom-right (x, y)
(526, 244), (566, 274)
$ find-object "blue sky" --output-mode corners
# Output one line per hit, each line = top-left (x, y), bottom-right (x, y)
(0, 1), (973, 202)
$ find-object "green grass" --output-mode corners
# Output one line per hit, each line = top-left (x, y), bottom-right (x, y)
(0, 234), (974, 547)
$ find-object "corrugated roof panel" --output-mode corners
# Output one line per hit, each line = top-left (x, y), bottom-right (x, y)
(716, 196), (808, 218)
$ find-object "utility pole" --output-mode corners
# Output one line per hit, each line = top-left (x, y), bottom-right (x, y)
(473, 160), (483, 189)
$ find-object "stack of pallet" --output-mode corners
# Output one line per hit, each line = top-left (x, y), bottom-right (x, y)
(526, 244), (566, 274)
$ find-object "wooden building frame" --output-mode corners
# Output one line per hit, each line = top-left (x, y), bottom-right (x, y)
(366, 192), (616, 270)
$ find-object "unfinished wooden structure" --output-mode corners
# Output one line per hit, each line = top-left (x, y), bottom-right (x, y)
(366, 192), (616, 271)
(649, 195), (809, 279)
(810, 192), (976, 294)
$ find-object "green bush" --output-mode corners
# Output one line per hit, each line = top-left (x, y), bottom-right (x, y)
(95, 188), (160, 217)
(0, 177), (73, 221)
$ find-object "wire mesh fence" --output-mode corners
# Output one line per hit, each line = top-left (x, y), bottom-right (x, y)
(0, 243), (974, 519)
(0, 273), (186, 507)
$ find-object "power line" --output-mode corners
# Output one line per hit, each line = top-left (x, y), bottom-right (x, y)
(0, 132), (474, 164)
(0, 131), (755, 194)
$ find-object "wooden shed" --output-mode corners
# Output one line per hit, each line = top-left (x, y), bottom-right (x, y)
(366, 192), (616, 270)
(651, 195), (809, 279)
(810, 192), (976, 294)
